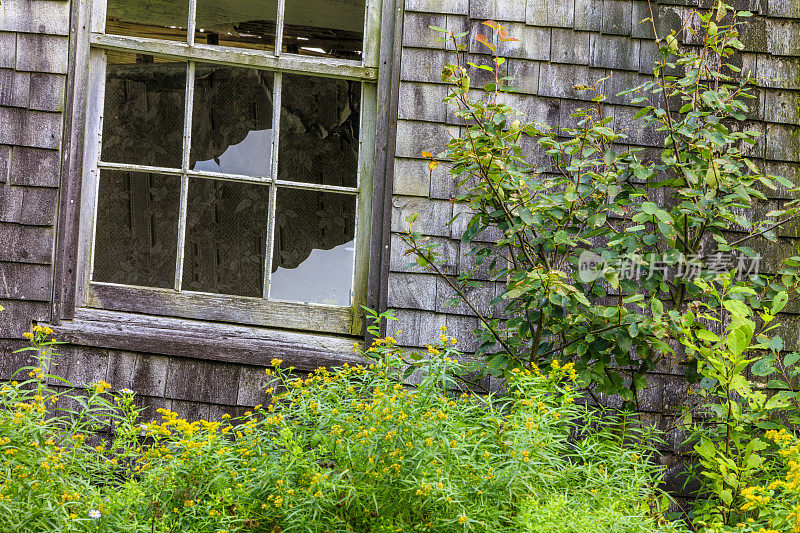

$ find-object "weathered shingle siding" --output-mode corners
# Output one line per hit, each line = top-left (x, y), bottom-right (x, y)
(0, 0), (69, 341)
(387, 0), (800, 426)
(0, 0), (798, 426)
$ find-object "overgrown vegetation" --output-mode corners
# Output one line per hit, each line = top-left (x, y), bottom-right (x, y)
(3, 1), (800, 532)
(399, 1), (800, 530)
(403, 3), (799, 407)
(0, 324), (675, 532)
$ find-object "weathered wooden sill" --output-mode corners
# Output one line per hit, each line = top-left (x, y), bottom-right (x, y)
(46, 309), (365, 371)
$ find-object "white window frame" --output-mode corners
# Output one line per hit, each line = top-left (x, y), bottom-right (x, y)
(72, 0), (384, 337)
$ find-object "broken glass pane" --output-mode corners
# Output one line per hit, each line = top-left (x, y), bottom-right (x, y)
(182, 178), (269, 297)
(191, 64), (274, 177)
(106, 0), (189, 42)
(195, 0), (277, 52)
(270, 188), (355, 306)
(101, 60), (187, 169)
(93, 170), (180, 288)
(283, 0), (365, 59)
(278, 74), (360, 188)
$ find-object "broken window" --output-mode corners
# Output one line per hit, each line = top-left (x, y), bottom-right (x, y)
(83, 0), (379, 334)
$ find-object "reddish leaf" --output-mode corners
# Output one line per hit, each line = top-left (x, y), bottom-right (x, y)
(475, 33), (495, 52)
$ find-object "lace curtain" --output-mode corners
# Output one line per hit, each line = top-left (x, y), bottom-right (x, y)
(94, 62), (359, 300)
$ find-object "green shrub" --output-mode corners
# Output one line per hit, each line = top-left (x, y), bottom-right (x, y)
(0, 322), (678, 532)
(691, 428), (800, 533)
(404, 2), (799, 412)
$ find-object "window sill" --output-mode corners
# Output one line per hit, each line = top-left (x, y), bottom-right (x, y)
(46, 308), (365, 371)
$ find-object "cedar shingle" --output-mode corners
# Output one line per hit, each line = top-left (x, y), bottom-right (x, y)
(0, 299), (48, 338)
(526, 0), (574, 29)
(15, 33), (68, 74)
(506, 59), (540, 95)
(469, 0), (526, 22)
(574, 0), (602, 32)
(236, 365), (278, 406)
(0, 184), (58, 226)
(9, 146), (61, 186)
(403, 11), (446, 50)
(384, 308), (445, 347)
(766, 0), (800, 19)
(602, 0), (633, 36)
(0, 261), (52, 301)
(766, 124), (800, 162)
(395, 119), (458, 158)
(758, 56), (800, 90)
(106, 351), (169, 397)
(589, 33), (640, 70)
(0, 32), (16, 69)
(764, 89), (800, 125)
(0, 222), (53, 264)
(389, 232), (458, 275)
(0, 69), (30, 107)
(0, 0), (71, 36)
(393, 156), (434, 198)
(46, 345), (109, 387)
(0, 145), (9, 183)
(400, 47), (448, 83)
(538, 62), (607, 100)
(0, 107), (62, 149)
(630, 1), (684, 40)
(387, 272), (438, 310)
(404, 0), (468, 15)
(398, 82), (448, 123)
(391, 195), (454, 237)
(768, 19), (800, 57)
(550, 28), (591, 65)
(165, 357), (241, 406)
(29, 73), (65, 112)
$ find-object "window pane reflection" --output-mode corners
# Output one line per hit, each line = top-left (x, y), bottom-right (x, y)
(278, 74), (360, 187)
(270, 189), (355, 306)
(93, 170), (180, 288)
(106, 0), (189, 42)
(283, 0), (365, 58)
(183, 179), (269, 297)
(195, 0), (277, 52)
(102, 61), (186, 168)
(191, 65), (274, 177)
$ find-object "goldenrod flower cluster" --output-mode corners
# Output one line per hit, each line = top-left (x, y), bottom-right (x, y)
(735, 430), (800, 532)
(0, 319), (667, 532)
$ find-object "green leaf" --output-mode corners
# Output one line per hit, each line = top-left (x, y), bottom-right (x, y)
(654, 209), (673, 224)
(518, 207), (534, 225)
(554, 230), (568, 244)
(723, 299), (750, 320)
(751, 356), (776, 377)
(726, 326), (750, 357)
(588, 213), (606, 228)
(696, 330), (720, 343)
(772, 291), (789, 315)
(784, 352), (800, 368)
(720, 489), (733, 506)
(651, 299), (664, 320)
(767, 379), (789, 389)
(641, 202), (658, 215)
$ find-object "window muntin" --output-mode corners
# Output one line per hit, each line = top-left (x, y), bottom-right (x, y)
(81, 0), (379, 335)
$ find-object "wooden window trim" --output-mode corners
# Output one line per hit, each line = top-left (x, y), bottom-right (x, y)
(47, 308), (364, 371)
(51, 0), (402, 356)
